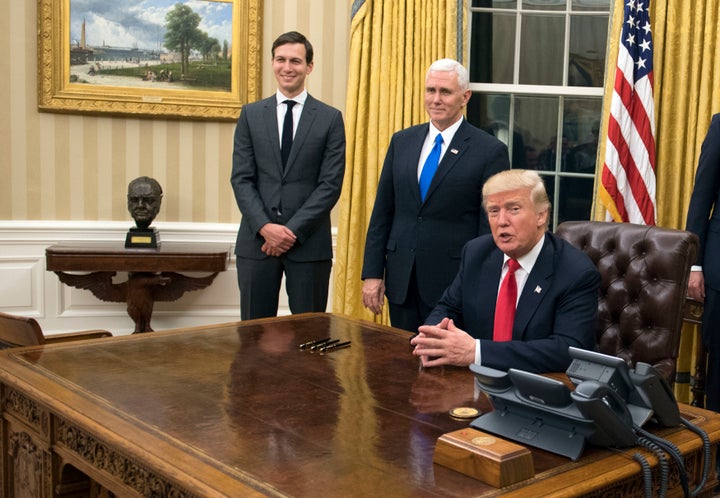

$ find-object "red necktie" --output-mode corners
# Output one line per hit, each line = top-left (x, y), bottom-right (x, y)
(493, 258), (520, 342)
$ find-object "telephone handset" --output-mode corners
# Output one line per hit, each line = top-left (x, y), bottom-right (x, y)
(570, 379), (638, 448)
(628, 362), (680, 427)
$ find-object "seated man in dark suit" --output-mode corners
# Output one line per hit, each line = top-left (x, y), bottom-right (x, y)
(410, 169), (600, 373)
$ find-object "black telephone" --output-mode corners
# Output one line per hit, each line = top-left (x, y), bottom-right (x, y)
(470, 364), (637, 460)
(470, 348), (681, 460)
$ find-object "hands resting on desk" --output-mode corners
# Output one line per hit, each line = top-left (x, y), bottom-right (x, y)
(410, 318), (476, 367)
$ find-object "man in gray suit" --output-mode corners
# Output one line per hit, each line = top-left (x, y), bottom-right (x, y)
(362, 59), (510, 332)
(231, 31), (346, 319)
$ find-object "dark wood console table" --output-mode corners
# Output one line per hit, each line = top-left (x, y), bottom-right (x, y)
(0, 313), (718, 497)
(46, 241), (230, 333)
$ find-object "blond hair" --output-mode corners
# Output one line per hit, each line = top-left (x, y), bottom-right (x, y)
(482, 169), (551, 227)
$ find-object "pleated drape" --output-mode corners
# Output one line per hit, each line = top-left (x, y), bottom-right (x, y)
(333, 0), (462, 323)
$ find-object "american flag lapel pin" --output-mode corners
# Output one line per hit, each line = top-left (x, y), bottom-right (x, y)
(450, 148), (459, 154)
(534, 285), (542, 294)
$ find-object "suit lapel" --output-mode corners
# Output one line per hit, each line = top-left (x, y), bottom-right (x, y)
(481, 249), (505, 340)
(262, 97), (283, 173)
(407, 124), (429, 204)
(513, 236), (554, 339)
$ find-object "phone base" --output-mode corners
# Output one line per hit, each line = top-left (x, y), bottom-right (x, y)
(433, 428), (534, 487)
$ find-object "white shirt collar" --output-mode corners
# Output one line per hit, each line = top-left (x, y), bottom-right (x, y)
(428, 116), (463, 144)
(276, 89), (308, 106)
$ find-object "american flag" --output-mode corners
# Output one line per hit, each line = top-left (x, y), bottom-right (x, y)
(600, 0), (656, 225)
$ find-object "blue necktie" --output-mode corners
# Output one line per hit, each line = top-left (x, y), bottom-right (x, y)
(281, 100), (296, 168)
(419, 133), (443, 201)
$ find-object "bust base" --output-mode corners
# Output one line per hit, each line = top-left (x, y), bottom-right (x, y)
(125, 227), (160, 249)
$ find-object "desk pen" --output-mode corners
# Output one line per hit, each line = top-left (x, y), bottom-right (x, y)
(312, 339), (339, 350)
(321, 341), (351, 352)
(299, 337), (331, 349)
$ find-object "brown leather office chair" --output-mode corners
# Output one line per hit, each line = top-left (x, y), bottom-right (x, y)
(0, 311), (112, 349)
(555, 221), (699, 385)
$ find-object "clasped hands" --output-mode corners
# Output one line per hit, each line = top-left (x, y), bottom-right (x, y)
(259, 223), (296, 257)
(410, 318), (476, 367)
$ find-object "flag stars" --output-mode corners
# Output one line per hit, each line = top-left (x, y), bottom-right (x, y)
(642, 21), (652, 35)
(626, 33), (636, 46)
(639, 39), (651, 52)
(636, 57), (647, 70)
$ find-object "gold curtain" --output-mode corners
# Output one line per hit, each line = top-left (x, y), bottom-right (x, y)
(595, 0), (720, 403)
(333, 0), (462, 323)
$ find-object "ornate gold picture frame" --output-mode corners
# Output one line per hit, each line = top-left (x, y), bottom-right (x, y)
(37, 0), (262, 121)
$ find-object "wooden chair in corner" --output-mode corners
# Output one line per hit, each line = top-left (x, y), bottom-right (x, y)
(0, 312), (112, 350)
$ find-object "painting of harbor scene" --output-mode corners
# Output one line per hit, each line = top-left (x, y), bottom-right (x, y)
(70, 0), (233, 92)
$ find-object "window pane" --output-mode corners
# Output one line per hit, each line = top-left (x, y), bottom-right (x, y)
(470, 12), (516, 83)
(522, 0), (566, 11)
(562, 97), (602, 173)
(467, 93), (518, 163)
(557, 176), (594, 222)
(519, 15), (564, 85)
(514, 95), (559, 171)
(472, 0), (517, 7)
(568, 15), (608, 86)
(571, 0), (610, 12)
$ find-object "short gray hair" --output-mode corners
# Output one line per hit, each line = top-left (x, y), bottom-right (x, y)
(427, 59), (469, 91)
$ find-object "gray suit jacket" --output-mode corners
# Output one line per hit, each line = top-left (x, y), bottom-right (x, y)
(231, 94), (346, 261)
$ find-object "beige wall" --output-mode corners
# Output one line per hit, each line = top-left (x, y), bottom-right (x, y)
(0, 0), (350, 224)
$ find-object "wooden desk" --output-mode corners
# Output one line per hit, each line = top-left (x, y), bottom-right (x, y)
(0, 313), (718, 497)
(46, 241), (230, 333)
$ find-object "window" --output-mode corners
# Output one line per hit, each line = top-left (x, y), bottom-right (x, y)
(466, 0), (610, 227)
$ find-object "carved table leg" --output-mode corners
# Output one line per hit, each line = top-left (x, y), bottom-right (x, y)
(53, 271), (219, 334)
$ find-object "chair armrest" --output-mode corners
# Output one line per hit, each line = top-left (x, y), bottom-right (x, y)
(44, 330), (113, 343)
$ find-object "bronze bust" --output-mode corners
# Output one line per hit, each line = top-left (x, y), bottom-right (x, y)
(125, 176), (163, 248)
(127, 176), (163, 230)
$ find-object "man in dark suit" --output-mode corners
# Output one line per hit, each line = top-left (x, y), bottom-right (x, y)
(231, 31), (346, 319)
(685, 113), (720, 412)
(362, 59), (510, 332)
(410, 169), (600, 373)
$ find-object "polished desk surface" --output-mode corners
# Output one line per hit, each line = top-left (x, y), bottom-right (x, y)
(0, 313), (718, 497)
(45, 241), (230, 272)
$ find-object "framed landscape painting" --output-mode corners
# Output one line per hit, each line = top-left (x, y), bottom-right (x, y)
(37, 0), (262, 121)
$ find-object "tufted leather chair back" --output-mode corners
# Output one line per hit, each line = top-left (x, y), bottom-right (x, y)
(555, 221), (698, 384)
